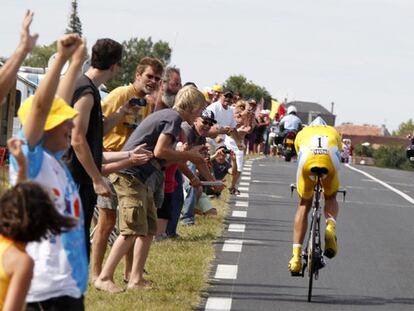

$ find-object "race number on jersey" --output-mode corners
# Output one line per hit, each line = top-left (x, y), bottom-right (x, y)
(311, 135), (329, 155)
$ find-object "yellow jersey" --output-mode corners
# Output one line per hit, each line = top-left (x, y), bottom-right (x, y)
(295, 125), (342, 199)
(102, 84), (152, 151)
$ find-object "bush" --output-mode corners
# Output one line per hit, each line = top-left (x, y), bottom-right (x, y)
(354, 144), (374, 157)
(373, 145), (413, 170)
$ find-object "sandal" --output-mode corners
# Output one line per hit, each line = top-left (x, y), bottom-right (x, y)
(229, 187), (240, 195)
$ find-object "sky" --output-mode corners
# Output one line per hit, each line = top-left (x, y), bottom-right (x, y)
(1, 0), (413, 132)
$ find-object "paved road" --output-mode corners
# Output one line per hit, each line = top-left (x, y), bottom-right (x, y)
(202, 157), (414, 311)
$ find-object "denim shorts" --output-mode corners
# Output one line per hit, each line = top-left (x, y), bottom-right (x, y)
(96, 175), (118, 210)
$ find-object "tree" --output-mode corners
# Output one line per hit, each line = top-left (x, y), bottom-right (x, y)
(66, 0), (82, 36)
(22, 42), (56, 68)
(223, 75), (270, 102)
(106, 37), (172, 91)
(392, 119), (414, 136)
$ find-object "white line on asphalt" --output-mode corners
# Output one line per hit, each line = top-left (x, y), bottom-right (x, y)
(243, 167), (252, 171)
(205, 297), (232, 311)
(237, 193), (249, 198)
(215, 264), (238, 279)
(239, 182), (250, 186)
(228, 224), (246, 232)
(241, 176), (251, 181)
(238, 187), (249, 192)
(346, 164), (414, 205)
(235, 201), (249, 207)
(345, 200), (409, 209)
(252, 179), (286, 185)
(232, 210), (247, 218)
(242, 171), (251, 176)
(222, 239), (243, 252)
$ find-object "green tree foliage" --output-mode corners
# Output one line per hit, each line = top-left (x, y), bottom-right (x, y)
(373, 145), (412, 170)
(66, 0), (82, 36)
(223, 75), (270, 101)
(106, 37), (172, 91)
(392, 118), (414, 136)
(354, 144), (374, 158)
(22, 42), (57, 68)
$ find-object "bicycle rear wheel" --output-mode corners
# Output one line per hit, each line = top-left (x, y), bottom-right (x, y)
(307, 217), (317, 302)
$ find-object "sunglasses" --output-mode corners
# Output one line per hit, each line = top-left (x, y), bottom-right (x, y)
(201, 120), (214, 127)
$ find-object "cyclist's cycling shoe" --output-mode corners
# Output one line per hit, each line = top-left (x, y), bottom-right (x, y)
(288, 255), (302, 275)
(324, 220), (337, 259)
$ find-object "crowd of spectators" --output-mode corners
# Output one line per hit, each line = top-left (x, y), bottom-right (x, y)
(0, 10), (267, 309)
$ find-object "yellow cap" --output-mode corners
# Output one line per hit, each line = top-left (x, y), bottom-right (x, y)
(212, 84), (223, 93)
(202, 90), (210, 101)
(18, 96), (79, 131)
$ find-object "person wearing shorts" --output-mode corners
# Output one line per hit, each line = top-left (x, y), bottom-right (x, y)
(95, 85), (206, 293)
(288, 117), (342, 274)
(91, 57), (163, 283)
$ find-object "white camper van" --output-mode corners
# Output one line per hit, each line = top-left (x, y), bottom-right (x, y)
(0, 58), (108, 146)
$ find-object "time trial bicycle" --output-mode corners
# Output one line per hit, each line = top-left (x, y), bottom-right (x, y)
(290, 166), (346, 302)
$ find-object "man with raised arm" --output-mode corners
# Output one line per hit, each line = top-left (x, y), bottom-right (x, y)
(64, 38), (123, 257)
(0, 10), (38, 102)
(10, 33), (89, 311)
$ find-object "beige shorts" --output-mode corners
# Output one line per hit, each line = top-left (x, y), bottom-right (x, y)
(111, 173), (157, 236)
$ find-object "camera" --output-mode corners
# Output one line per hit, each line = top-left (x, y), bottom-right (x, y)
(129, 98), (147, 107)
(223, 148), (231, 154)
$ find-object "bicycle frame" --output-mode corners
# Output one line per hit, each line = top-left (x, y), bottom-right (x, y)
(302, 174), (325, 302)
(290, 171), (347, 302)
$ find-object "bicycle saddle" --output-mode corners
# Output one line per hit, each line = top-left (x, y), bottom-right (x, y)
(310, 166), (328, 175)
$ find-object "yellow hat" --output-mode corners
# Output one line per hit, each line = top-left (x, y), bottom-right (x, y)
(202, 90), (210, 101)
(212, 84), (224, 93)
(18, 96), (79, 131)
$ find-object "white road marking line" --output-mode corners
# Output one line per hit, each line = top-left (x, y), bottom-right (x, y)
(252, 179), (285, 185)
(346, 164), (414, 205)
(241, 176), (251, 181)
(235, 201), (248, 207)
(205, 297), (232, 311)
(238, 187), (249, 192)
(242, 171), (251, 176)
(237, 193), (249, 198)
(232, 210), (247, 218)
(228, 224), (245, 232)
(239, 182), (250, 186)
(222, 239), (243, 252)
(215, 264), (238, 279)
(243, 167), (252, 171)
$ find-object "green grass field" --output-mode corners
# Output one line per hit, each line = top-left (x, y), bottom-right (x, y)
(0, 165), (233, 310)
(85, 193), (229, 311)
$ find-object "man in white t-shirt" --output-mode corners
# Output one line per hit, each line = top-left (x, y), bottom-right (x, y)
(206, 90), (236, 139)
(206, 90), (242, 194)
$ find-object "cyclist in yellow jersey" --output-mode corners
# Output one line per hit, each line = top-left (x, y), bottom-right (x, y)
(288, 116), (342, 274)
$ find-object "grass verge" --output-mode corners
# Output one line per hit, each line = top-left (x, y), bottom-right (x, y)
(85, 192), (229, 311)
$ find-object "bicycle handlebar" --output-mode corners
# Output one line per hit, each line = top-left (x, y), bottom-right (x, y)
(290, 183), (347, 202)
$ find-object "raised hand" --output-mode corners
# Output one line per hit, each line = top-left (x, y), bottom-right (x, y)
(71, 38), (87, 64)
(57, 34), (82, 60)
(7, 137), (26, 167)
(19, 10), (38, 53)
(7, 137), (27, 182)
